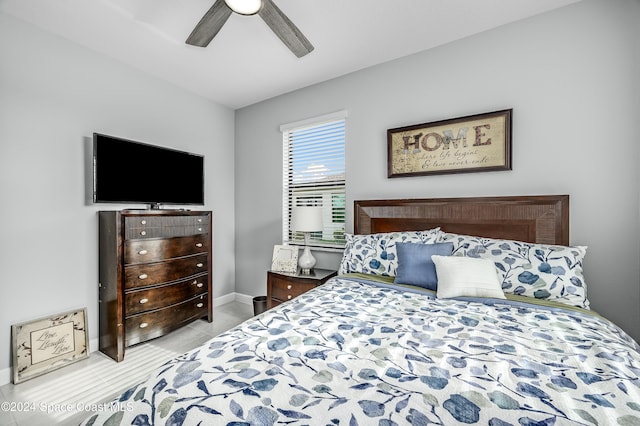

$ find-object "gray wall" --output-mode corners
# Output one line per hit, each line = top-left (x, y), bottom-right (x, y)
(0, 14), (235, 378)
(235, 0), (640, 341)
(1, 0), (638, 383)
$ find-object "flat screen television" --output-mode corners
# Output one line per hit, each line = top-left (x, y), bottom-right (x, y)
(93, 133), (204, 208)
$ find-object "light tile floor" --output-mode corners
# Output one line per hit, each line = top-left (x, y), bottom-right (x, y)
(0, 301), (254, 426)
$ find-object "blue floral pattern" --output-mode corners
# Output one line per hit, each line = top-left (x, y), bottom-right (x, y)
(81, 277), (640, 426)
(442, 233), (590, 309)
(339, 229), (442, 276)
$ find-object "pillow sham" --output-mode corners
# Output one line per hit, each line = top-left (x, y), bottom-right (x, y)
(440, 232), (589, 309)
(339, 229), (442, 276)
(394, 242), (454, 290)
(432, 255), (506, 299)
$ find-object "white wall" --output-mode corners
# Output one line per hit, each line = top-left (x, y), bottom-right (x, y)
(235, 0), (640, 341)
(0, 14), (235, 380)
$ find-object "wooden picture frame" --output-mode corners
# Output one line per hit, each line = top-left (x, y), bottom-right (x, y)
(271, 244), (298, 273)
(11, 308), (89, 384)
(387, 109), (512, 178)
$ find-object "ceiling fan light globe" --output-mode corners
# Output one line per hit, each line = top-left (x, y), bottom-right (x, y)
(224, 0), (262, 15)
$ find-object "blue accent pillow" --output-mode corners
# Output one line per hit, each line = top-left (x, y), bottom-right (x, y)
(394, 242), (454, 290)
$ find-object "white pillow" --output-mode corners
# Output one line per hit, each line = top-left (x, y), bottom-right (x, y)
(432, 255), (506, 299)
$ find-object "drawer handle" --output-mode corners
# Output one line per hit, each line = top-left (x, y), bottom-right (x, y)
(141, 220), (146, 225)
(196, 282), (204, 288)
(197, 218), (203, 223)
(197, 227), (203, 232)
(138, 273), (148, 280)
(287, 295), (292, 300)
(196, 263), (204, 268)
(139, 322), (148, 328)
(196, 303), (204, 308)
(139, 298), (148, 304)
(140, 231), (146, 236)
(138, 249), (148, 255)
(287, 284), (292, 290)
(195, 243), (203, 248)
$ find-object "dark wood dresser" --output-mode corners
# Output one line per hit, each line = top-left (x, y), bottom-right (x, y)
(98, 210), (212, 361)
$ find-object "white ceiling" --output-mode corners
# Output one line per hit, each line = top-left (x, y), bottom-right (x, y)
(1, 0), (581, 109)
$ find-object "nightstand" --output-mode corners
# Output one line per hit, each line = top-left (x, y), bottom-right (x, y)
(266, 268), (337, 309)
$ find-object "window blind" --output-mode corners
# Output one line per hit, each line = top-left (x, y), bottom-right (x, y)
(282, 114), (346, 249)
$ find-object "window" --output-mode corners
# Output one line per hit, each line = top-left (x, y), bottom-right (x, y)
(281, 111), (347, 249)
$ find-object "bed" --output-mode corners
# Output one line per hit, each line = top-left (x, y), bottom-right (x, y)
(82, 195), (640, 426)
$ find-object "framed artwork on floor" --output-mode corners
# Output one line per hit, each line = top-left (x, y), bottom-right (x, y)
(12, 308), (89, 384)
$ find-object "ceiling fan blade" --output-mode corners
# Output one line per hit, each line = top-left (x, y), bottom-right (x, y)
(258, 0), (314, 58)
(186, 0), (232, 47)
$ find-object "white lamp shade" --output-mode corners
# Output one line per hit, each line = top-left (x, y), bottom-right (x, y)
(291, 206), (323, 232)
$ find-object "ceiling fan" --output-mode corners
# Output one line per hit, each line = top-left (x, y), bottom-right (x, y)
(186, 0), (314, 58)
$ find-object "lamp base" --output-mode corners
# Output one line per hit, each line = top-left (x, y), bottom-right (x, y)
(298, 235), (316, 274)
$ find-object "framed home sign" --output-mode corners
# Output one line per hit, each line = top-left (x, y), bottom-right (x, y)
(387, 109), (512, 178)
(11, 308), (89, 384)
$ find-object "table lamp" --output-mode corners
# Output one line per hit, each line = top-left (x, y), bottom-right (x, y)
(291, 206), (323, 274)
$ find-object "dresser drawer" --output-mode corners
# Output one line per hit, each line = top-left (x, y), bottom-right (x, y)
(124, 274), (208, 315)
(267, 269), (337, 310)
(124, 253), (208, 289)
(271, 279), (317, 302)
(125, 294), (208, 346)
(124, 215), (209, 240)
(124, 235), (209, 265)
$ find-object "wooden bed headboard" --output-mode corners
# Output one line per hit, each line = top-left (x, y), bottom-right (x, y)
(354, 195), (569, 245)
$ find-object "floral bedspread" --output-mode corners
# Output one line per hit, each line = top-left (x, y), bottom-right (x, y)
(82, 277), (640, 426)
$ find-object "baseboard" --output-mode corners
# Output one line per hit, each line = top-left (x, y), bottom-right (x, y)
(213, 292), (234, 306)
(0, 293), (255, 387)
(214, 292), (252, 306)
(0, 366), (9, 386)
(232, 292), (254, 306)
(90, 337), (99, 353)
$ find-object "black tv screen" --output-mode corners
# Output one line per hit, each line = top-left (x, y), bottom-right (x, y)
(93, 133), (204, 207)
